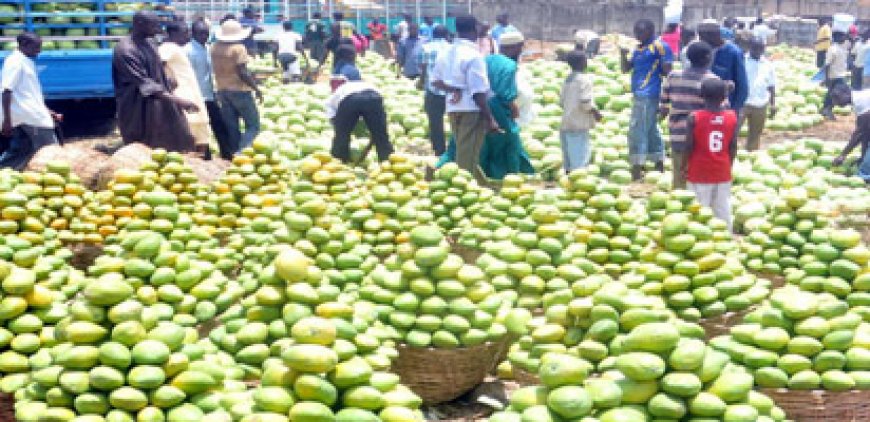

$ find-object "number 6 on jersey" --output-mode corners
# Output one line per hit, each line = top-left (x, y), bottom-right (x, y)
(708, 131), (724, 153)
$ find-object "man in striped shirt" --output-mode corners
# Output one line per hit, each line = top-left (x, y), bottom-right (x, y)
(660, 41), (721, 189)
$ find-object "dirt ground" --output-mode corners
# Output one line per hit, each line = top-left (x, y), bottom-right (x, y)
(423, 378), (520, 421)
(766, 113), (855, 145)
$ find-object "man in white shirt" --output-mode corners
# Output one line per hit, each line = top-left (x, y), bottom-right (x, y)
(419, 26), (451, 155)
(431, 15), (498, 184)
(744, 37), (776, 151)
(395, 14), (411, 41)
(276, 20), (306, 83)
(823, 31), (850, 120)
(752, 18), (773, 43)
(831, 84), (870, 182)
(325, 45), (393, 163)
(1, 32), (61, 170)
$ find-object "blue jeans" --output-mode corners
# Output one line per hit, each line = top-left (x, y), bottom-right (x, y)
(0, 125), (57, 170)
(560, 130), (591, 173)
(857, 150), (870, 182)
(628, 95), (664, 165)
(217, 90), (260, 153)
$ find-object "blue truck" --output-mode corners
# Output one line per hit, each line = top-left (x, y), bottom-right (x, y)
(0, 0), (170, 100)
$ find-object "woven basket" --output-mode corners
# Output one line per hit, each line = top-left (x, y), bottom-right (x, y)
(491, 334), (518, 371)
(25, 144), (111, 190)
(766, 274), (787, 289)
(67, 243), (105, 270)
(0, 392), (15, 421)
(196, 317), (219, 337)
(447, 237), (483, 265)
(761, 389), (870, 421)
(699, 309), (751, 340)
(393, 340), (505, 404)
(453, 245), (482, 265)
(512, 367), (541, 386)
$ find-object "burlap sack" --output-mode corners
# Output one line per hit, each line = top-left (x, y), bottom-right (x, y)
(25, 144), (111, 190)
(72, 142), (230, 189)
(82, 143), (154, 190)
(183, 154), (231, 186)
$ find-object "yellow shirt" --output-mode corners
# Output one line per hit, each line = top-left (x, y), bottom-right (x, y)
(817, 24), (832, 52)
(339, 22), (355, 39)
(211, 42), (252, 92)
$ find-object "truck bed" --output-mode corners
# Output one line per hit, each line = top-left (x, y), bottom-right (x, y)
(0, 49), (114, 99)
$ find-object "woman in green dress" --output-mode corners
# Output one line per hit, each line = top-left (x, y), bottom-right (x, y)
(437, 31), (534, 181)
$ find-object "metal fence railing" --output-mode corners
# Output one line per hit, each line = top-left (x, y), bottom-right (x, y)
(172, 0), (469, 25)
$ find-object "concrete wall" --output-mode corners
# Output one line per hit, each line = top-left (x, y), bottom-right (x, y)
(471, 0), (665, 42)
(681, 1), (762, 27)
(764, 0), (870, 20)
(468, 0), (870, 42)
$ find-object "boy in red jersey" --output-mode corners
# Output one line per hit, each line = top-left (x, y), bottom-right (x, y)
(685, 78), (738, 231)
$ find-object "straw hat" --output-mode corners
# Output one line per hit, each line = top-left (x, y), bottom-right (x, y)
(215, 19), (251, 42)
(500, 31), (524, 46)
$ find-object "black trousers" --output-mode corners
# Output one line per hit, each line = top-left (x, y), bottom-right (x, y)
(331, 90), (393, 162)
(205, 100), (233, 160)
(823, 78), (848, 110)
(278, 53), (297, 71)
(0, 125), (57, 170)
(424, 91), (447, 155)
(587, 38), (600, 57)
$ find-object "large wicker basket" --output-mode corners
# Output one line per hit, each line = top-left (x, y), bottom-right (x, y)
(0, 392), (15, 421)
(393, 340), (505, 404)
(447, 237), (483, 265)
(67, 243), (105, 271)
(761, 389), (870, 421)
(699, 309), (751, 340)
(182, 154), (231, 186)
(512, 366), (541, 386)
(491, 336), (514, 370)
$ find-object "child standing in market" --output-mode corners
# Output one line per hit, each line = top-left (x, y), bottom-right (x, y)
(660, 40), (719, 189)
(559, 50), (601, 173)
(685, 78), (738, 231)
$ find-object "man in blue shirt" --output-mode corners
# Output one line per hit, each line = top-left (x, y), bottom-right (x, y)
(419, 16), (435, 43)
(397, 24), (424, 79)
(239, 7), (263, 55)
(333, 45), (362, 82)
(699, 22), (749, 113)
(186, 20), (231, 159)
(490, 13), (518, 52)
(720, 18), (736, 42)
(620, 19), (673, 181)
